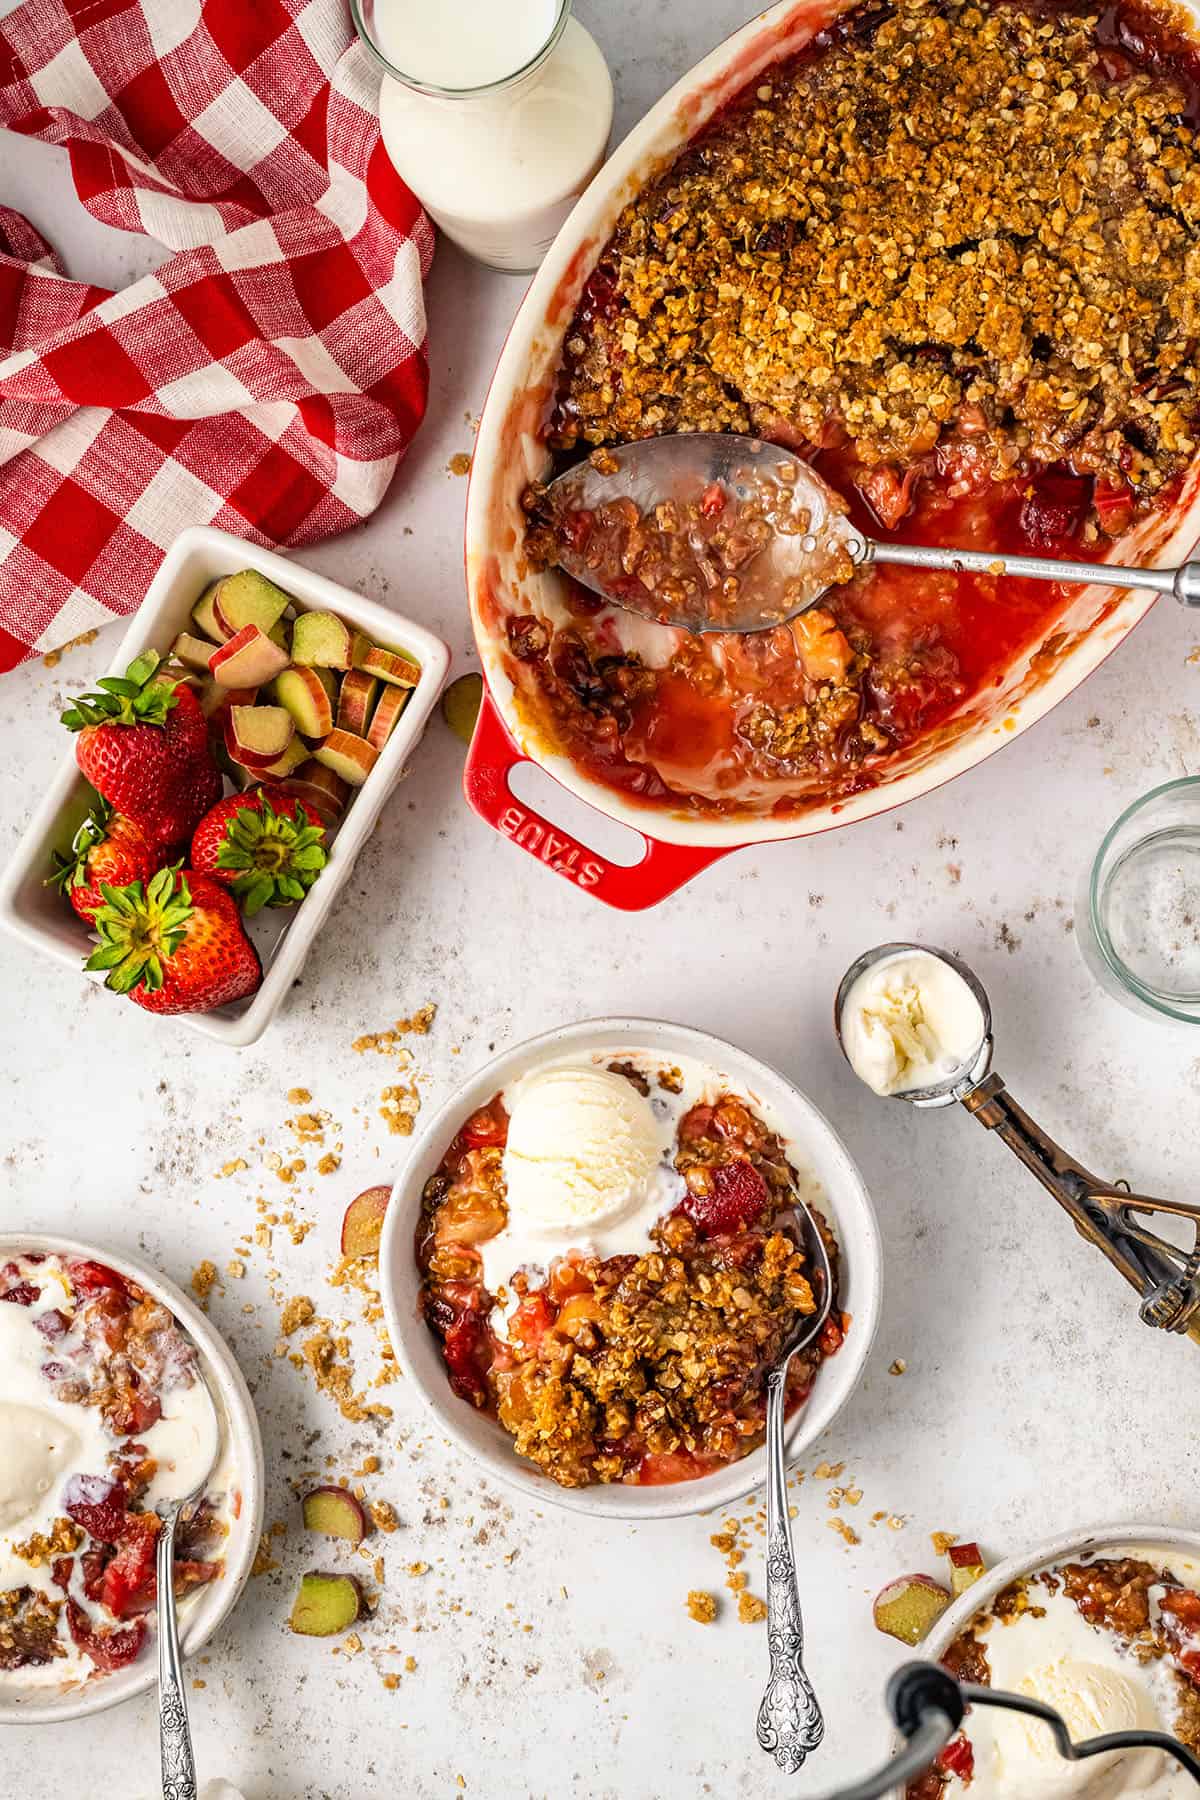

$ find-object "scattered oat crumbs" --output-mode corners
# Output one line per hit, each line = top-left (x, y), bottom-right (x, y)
(190, 1261), (219, 1304)
(455, 1777), (467, 1791)
(215, 1158), (248, 1178)
(710, 1531), (737, 1554)
(342, 1633), (363, 1656)
(192, 1679), (206, 1690)
(251, 1536), (280, 1577)
(405, 1654), (416, 1672)
(448, 453), (472, 477)
(687, 1591), (718, 1624)
(738, 1593), (768, 1624)
(318, 1153), (341, 1176)
(407, 1562), (429, 1576)
(287, 1088), (312, 1104)
(886, 1515), (907, 1531)
(726, 1571), (748, 1593)
(828, 1519), (860, 1547)
(812, 1461), (844, 1480)
(280, 1295), (315, 1336)
(370, 1500), (400, 1534)
(356, 1455), (380, 1477)
(226, 1259), (246, 1279)
(42, 627), (99, 668)
(889, 1358), (908, 1376)
(932, 1531), (959, 1556)
(382, 1672), (400, 1690)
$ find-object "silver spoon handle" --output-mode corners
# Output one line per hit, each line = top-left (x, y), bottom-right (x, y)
(755, 1366), (824, 1773)
(157, 1512), (198, 1800)
(865, 540), (1200, 605)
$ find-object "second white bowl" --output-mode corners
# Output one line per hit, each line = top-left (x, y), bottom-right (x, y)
(379, 1016), (882, 1519)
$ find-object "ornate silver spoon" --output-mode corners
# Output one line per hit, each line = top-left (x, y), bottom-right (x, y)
(756, 1197), (835, 1773)
(543, 433), (1200, 633)
(155, 1371), (221, 1800)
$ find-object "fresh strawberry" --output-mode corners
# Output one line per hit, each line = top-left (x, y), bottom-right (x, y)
(682, 1158), (768, 1237)
(190, 786), (327, 916)
(48, 801), (163, 925)
(62, 650), (222, 846)
(85, 867), (261, 1016)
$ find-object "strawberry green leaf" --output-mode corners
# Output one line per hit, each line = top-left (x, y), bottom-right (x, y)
(214, 795), (326, 915)
(62, 650), (177, 733)
(85, 864), (192, 995)
(48, 801), (115, 894)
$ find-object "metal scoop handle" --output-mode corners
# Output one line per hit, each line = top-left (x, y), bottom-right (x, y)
(960, 1070), (1200, 1335)
(863, 540), (1200, 607)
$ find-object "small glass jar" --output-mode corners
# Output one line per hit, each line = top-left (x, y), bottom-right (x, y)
(352, 0), (613, 273)
(1075, 777), (1200, 1024)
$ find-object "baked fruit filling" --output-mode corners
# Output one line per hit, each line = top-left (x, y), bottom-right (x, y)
(0, 1256), (228, 1682)
(516, 0), (1200, 814)
(417, 1073), (843, 1489)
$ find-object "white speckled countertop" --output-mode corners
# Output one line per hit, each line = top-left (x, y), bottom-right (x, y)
(3, 4), (1200, 1796)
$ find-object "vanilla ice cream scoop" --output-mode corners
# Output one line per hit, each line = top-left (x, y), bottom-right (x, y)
(839, 948), (986, 1097)
(479, 1060), (686, 1305)
(502, 1065), (663, 1228)
(0, 1403), (80, 1532)
(988, 1658), (1163, 1798)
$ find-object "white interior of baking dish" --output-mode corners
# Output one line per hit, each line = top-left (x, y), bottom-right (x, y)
(466, 0), (1200, 849)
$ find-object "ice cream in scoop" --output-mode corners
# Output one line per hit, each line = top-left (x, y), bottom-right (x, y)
(841, 948), (986, 1097)
(479, 1063), (684, 1302)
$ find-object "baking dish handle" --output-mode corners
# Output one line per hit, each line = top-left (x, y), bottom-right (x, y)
(463, 688), (734, 910)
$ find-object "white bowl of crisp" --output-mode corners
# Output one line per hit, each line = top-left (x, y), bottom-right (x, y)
(0, 1234), (264, 1723)
(379, 1016), (881, 1519)
(913, 1522), (1200, 1796)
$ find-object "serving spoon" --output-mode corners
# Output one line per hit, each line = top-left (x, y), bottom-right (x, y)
(544, 433), (1200, 633)
(155, 1371), (222, 1800)
(755, 1196), (835, 1774)
(833, 942), (1200, 1338)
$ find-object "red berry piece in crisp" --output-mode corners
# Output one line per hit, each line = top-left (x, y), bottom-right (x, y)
(66, 1598), (146, 1672)
(66, 1258), (126, 1297)
(62, 650), (222, 846)
(85, 867), (261, 1016)
(100, 1512), (159, 1619)
(0, 1281), (39, 1305)
(63, 1473), (129, 1544)
(48, 801), (163, 925)
(190, 785), (327, 916)
(682, 1158), (768, 1236)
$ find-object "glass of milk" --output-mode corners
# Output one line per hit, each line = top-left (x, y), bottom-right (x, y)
(352, 0), (614, 272)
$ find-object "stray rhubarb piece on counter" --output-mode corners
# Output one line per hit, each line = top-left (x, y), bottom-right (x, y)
(441, 672), (482, 745)
(312, 728), (378, 788)
(302, 1487), (368, 1545)
(225, 705), (295, 772)
(191, 581), (229, 643)
(873, 1574), (952, 1646)
(353, 643), (420, 689)
(366, 685), (410, 751)
(49, 802), (161, 925)
(336, 670), (379, 736)
(85, 867), (261, 1015)
(212, 569), (292, 639)
(341, 1185), (391, 1258)
(191, 787), (328, 915)
(947, 1541), (987, 1596)
(209, 624), (290, 689)
(288, 1571), (362, 1637)
(291, 610), (353, 670)
(271, 666), (334, 738)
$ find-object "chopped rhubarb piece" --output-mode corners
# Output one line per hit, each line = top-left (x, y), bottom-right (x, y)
(459, 1099), (508, 1149)
(66, 1598), (146, 1671)
(302, 1487), (368, 1544)
(639, 1449), (707, 1484)
(818, 1313), (846, 1356)
(63, 1473), (129, 1544)
(682, 1158), (768, 1236)
(873, 1574), (952, 1645)
(288, 1571), (362, 1637)
(947, 1540), (987, 1596)
(99, 1511), (160, 1619)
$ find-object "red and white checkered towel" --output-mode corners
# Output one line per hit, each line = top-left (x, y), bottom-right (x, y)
(0, 0), (434, 672)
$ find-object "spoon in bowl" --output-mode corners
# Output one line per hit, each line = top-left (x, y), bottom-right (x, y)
(154, 1368), (222, 1800)
(540, 433), (1200, 634)
(755, 1196), (835, 1774)
(834, 942), (1200, 1336)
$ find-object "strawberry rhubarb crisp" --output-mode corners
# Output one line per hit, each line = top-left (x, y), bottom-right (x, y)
(515, 0), (1200, 817)
(909, 1547), (1200, 1796)
(0, 1253), (232, 1689)
(417, 1054), (843, 1488)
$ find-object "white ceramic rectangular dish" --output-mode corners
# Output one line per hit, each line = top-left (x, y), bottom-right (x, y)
(0, 526), (450, 1047)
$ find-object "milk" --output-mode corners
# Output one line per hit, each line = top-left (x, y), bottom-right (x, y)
(361, 1), (613, 271)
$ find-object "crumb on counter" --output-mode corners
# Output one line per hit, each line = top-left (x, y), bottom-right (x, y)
(190, 1260), (220, 1304)
(687, 1590), (718, 1624)
(738, 1593), (768, 1624)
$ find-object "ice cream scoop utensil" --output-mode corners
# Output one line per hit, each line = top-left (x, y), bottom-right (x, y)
(155, 1370), (221, 1800)
(547, 434), (1200, 634)
(755, 1196), (834, 1773)
(835, 942), (1200, 1336)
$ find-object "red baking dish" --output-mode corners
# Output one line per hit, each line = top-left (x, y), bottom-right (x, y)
(463, 0), (1200, 911)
